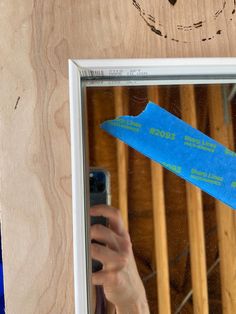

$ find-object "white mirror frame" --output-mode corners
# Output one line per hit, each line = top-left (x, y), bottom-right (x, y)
(68, 58), (236, 314)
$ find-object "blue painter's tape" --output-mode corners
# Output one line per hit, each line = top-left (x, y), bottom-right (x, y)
(101, 102), (236, 210)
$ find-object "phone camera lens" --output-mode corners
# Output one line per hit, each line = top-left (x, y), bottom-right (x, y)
(89, 171), (106, 193)
(90, 177), (95, 193)
(97, 181), (105, 193)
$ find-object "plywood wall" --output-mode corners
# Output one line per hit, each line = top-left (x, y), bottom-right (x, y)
(0, 1), (236, 313)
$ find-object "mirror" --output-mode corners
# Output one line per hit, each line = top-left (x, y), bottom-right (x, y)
(69, 59), (236, 314)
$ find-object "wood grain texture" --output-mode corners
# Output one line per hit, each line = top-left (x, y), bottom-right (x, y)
(180, 85), (209, 314)
(72, 0), (236, 58)
(208, 85), (236, 314)
(0, 1), (74, 313)
(0, 0), (236, 313)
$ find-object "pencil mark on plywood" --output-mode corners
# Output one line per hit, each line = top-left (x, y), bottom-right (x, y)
(14, 97), (20, 110)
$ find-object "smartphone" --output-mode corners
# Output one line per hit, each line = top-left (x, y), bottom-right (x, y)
(89, 168), (111, 273)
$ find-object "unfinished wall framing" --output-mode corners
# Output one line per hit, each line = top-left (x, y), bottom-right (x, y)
(87, 82), (236, 313)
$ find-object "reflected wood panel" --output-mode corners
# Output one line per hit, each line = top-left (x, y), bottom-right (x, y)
(180, 85), (209, 314)
(208, 85), (236, 314)
(114, 87), (129, 229)
(148, 86), (171, 314)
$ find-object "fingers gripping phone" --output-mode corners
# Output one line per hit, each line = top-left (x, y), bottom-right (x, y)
(90, 168), (111, 273)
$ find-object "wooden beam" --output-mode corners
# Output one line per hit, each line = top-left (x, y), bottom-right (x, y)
(114, 87), (129, 230)
(180, 85), (209, 314)
(208, 85), (236, 314)
(148, 86), (171, 314)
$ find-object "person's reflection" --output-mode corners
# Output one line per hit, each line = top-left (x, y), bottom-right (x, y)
(90, 205), (150, 314)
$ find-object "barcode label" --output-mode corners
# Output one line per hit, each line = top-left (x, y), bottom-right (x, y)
(80, 70), (105, 77)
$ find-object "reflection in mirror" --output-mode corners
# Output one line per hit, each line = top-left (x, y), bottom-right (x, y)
(86, 83), (236, 314)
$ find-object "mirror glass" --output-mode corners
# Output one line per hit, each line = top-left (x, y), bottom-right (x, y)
(85, 83), (236, 313)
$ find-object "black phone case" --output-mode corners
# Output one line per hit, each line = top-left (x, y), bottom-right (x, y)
(90, 170), (109, 273)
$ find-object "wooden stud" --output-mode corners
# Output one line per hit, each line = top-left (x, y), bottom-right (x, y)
(180, 85), (209, 314)
(114, 86), (129, 230)
(148, 86), (171, 314)
(208, 85), (236, 314)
